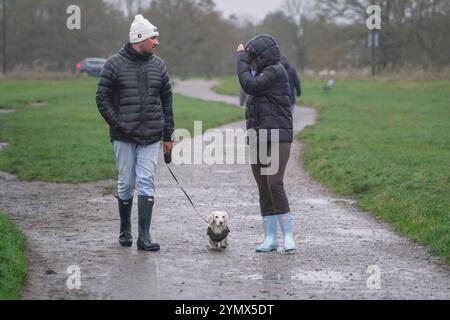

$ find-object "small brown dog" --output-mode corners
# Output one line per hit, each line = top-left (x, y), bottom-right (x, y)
(207, 211), (230, 249)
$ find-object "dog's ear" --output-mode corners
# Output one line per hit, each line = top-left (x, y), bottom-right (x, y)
(207, 213), (214, 225)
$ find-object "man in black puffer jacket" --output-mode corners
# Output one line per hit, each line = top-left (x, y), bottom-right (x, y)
(280, 56), (302, 113)
(96, 14), (174, 252)
(236, 34), (296, 253)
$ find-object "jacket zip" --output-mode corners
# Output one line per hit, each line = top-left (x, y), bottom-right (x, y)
(138, 62), (145, 131)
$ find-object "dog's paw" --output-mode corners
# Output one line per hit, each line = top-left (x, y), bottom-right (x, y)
(220, 239), (228, 249)
(208, 242), (220, 250)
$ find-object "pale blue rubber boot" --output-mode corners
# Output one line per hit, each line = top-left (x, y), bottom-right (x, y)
(278, 213), (296, 252)
(255, 215), (278, 252)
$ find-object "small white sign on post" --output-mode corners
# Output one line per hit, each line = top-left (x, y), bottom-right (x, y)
(368, 32), (380, 48)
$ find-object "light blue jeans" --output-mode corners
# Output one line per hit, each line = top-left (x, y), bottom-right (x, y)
(112, 140), (160, 200)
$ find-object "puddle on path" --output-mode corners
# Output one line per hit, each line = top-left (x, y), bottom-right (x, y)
(241, 270), (354, 283)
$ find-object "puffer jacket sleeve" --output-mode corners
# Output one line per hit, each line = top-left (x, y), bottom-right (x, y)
(159, 63), (174, 142)
(290, 68), (301, 96)
(96, 59), (120, 130)
(236, 51), (275, 96)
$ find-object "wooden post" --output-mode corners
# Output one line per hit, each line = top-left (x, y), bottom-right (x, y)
(2, 0), (6, 74)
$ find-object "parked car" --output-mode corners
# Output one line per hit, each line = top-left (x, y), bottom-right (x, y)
(76, 58), (107, 76)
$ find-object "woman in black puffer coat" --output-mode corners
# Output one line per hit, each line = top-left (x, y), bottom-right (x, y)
(236, 34), (296, 253)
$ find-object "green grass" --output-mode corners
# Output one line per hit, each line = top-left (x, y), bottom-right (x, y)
(214, 76), (450, 264)
(0, 212), (28, 299)
(213, 76), (241, 96)
(0, 78), (243, 182)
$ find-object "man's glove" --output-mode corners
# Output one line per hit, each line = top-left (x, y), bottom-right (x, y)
(164, 150), (172, 164)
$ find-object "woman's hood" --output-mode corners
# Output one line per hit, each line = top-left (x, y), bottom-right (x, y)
(245, 34), (282, 71)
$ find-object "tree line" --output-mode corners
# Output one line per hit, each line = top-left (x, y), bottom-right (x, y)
(1, 0), (449, 76)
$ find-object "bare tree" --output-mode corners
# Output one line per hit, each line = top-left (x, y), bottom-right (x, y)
(107, 0), (150, 17)
(310, 0), (450, 71)
(5, 0), (126, 71)
(282, 0), (317, 69)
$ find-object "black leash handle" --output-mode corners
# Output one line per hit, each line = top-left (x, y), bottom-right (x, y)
(165, 163), (208, 224)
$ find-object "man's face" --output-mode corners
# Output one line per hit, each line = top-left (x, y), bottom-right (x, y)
(139, 36), (159, 55)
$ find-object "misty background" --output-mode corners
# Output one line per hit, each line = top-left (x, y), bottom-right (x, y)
(1, 0), (450, 77)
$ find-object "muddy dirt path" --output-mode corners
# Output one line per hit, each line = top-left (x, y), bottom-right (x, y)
(0, 79), (449, 299)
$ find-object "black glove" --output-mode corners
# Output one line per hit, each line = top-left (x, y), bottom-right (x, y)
(164, 150), (172, 164)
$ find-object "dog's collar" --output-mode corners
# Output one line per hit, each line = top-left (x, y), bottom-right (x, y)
(207, 226), (230, 242)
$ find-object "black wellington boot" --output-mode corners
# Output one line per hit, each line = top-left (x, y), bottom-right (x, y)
(118, 197), (133, 247)
(137, 195), (160, 251)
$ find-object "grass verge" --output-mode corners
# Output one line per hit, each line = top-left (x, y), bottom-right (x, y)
(0, 78), (243, 182)
(214, 76), (450, 264)
(0, 212), (28, 300)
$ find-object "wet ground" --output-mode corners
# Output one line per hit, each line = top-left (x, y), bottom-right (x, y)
(0, 80), (449, 299)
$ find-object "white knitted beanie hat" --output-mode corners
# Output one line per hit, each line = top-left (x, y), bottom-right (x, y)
(129, 14), (159, 43)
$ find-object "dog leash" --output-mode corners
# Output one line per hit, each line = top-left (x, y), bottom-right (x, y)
(165, 158), (225, 252)
(165, 163), (208, 224)
(165, 162), (211, 252)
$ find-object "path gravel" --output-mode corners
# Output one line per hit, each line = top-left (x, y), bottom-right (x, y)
(0, 79), (449, 299)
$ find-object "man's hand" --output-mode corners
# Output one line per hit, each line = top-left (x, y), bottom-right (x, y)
(236, 43), (245, 52)
(163, 141), (173, 164)
(163, 141), (173, 155)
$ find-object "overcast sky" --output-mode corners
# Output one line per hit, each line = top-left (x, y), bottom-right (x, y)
(213, 0), (287, 22)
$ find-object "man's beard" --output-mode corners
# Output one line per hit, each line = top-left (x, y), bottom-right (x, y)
(143, 48), (154, 55)
(142, 45), (156, 56)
